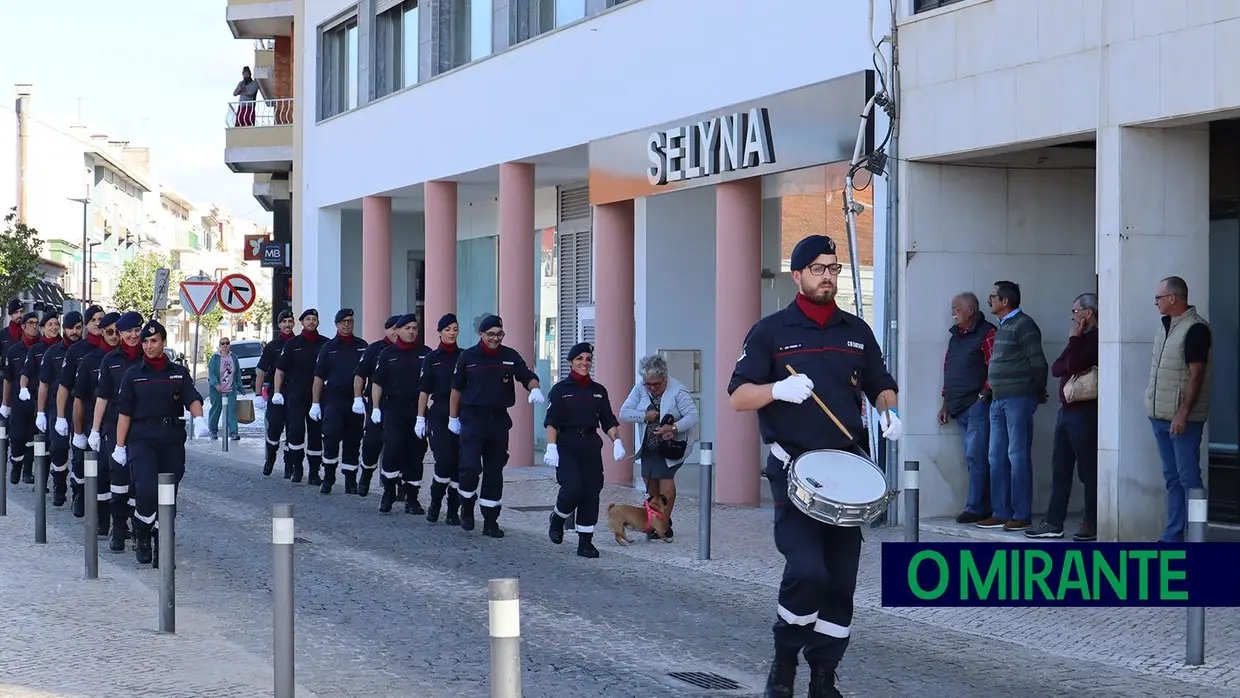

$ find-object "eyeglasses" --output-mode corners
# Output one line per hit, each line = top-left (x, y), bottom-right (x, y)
(1154, 294), (1173, 303)
(803, 263), (843, 277)
(644, 378), (665, 388)
(220, 342), (229, 346)
(103, 329), (117, 336)
(483, 331), (505, 340)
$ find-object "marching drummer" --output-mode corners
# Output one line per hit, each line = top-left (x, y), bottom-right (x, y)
(727, 234), (902, 698)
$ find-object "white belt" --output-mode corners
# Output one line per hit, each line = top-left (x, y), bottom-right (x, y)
(771, 443), (793, 466)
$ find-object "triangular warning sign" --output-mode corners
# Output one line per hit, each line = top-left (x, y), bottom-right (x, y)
(179, 280), (219, 316)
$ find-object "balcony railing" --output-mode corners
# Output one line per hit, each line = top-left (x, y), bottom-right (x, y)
(253, 39), (276, 50)
(226, 98), (294, 128)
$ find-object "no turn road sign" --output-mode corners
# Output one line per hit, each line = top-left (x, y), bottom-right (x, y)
(218, 273), (257, 314)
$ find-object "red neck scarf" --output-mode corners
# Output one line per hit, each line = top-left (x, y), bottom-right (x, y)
(22, 334), (36, 348)
(795, 293), (837, 327)
(396, 338), (417, 351)
(302, 330), (319, 342)
(570, 370), (591, 388)
(62, 337), (74, 348)
(87, 333), (104, 349)
(478, 340), (499, 357)
(40, 334), (58, 346)
(7, 322), (20, 340)
(439, 341), (457, 353)
(338, 333), (352, 343)
(279, 331), (294, 340)
(144, 352), (168, 370)
(120, 342), (141, 361)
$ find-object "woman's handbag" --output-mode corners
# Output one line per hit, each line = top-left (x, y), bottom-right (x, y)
(1063, 365), (1098, 403)
(655, 414), (688, 461)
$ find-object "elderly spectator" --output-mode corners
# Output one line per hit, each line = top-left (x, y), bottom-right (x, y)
(938, 292), (996, 525)
(1148, 276), (1212, 542)
(976, 280), (1049, 532)
(1026, 293), (1099, 541)
(619, 355), (699, 541)
(208, 337), (241, 440)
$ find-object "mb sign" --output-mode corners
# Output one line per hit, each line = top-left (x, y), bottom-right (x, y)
(262, 242), (288, 268)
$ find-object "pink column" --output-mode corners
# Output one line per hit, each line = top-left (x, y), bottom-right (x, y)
(714, 178), (763, 506)
(361, 196), (392, 341)
(593, 200), (635, 484)
(498, 162), (536, 467)
(424, 181), (458, 331)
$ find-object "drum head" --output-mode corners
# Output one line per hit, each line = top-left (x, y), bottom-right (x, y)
(791, 450), (887, 505)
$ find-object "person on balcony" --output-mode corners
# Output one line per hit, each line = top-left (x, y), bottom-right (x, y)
(233, 66), (259, 127)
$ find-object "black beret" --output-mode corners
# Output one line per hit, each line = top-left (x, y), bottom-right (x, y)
(789, 235), (838, 271)
(396, 313), (418, 328)
(98, 312), (121, 328)
(299, 308), (318, 321)
(384, 315), (401, 329)
(140, 319), (166, 341)
(116, 312), (144, 331)
(84, 305), (104, 324)
(567, 342), (593, 363)
(63, 311), (84, 328)
(478, 315), (502, 333)
(40, 312), (59, 327)
(437, 313), (458, 332)
(334, 308), (354, 323)
(8, 299), (22, 314)
(21, 311), (38, 324)
(276, 309), (293, 322)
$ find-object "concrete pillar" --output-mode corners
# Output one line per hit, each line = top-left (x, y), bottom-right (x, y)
(424, 181), (458, 332)
(593, 200), (636, 484)
(361, 196), (392, 341)
(1096, 125), (1210, 542)
(498, 162), (536, 467)
(714, 178), (763, 506)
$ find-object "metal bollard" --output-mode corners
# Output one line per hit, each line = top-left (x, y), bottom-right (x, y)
(1186, 487), (1207, 666)
(221, 396), (230, 452)
(34, 434), (47, 544)
(84, 450), (99, 579)
(158, 473), (177, 633)
(903, 461), (920, 543)
(273, 504), (295, 698)
(698, 442), (714, 561)
(0, 416), (8, 517)
(489, 578), (522, 697)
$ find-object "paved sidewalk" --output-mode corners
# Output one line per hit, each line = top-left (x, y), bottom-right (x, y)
(0, 501), (321, 698)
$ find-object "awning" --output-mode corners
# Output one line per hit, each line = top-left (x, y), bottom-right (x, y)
(29, 280), (69, 312)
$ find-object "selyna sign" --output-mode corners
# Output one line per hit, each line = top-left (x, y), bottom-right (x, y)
(646, 107), (776, 186)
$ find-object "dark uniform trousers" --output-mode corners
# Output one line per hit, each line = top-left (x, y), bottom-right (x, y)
(427, 406), (460, 511)
(264, 396), (288, 474)
(283, 395), (323, 480)
(129, 422), (186, 534)
(457, 406), (510, 522)
(46, 406), (71, 494)
(381, 401), (427, 492)
(103, 423), (134, 532)
(7, 401), (35, 483)
(321, 392), (363, 483)
(361, 398), (383, 471)
(766, 451), (862, 667)
(552, 430), (604, 532)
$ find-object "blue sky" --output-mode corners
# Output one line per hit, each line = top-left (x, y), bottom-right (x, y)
(0, 0), (271, 225)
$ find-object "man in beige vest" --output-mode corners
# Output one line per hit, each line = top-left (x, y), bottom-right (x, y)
(1146, 276), (1212, 542)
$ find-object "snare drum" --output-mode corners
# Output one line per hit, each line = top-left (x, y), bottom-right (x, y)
(786, 449), (894, 527)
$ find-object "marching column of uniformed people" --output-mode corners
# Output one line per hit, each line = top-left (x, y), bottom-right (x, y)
(352, 315), (399, 497)
(57, 305), (104, 518)
(252, 309), (295, 477)
(271, 309), (327, 484)
(72, 311), (121, 540)
(12, 311), (62, 487)
(727, 234), (904, 698)
(417, 313), (461, 525)
(543, 342), (626, 559)
(311, 308), (368, 495)
(371, 313), (431, 514)
(36, 310), (83, 507)
(448, 315), (544, 537)
(113, 320), (210, 566)
(90, 311), (146, 551)
(2, 311), (44, 484)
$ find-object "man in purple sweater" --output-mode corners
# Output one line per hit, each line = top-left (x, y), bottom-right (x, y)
(1025, 293), (1099, 541)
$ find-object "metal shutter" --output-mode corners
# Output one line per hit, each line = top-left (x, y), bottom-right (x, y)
(556, 185), (592, 380)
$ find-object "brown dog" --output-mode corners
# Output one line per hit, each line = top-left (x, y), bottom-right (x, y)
(607, 494), (671, 545)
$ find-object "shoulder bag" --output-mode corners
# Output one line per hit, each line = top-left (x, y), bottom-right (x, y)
(1063, 365), (1098, 403)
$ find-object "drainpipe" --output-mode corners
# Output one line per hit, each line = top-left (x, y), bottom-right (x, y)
(882, 16), (902, 525)
(15, 84), (32, 223)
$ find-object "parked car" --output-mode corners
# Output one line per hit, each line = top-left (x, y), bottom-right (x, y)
(230, 339), (264, 392)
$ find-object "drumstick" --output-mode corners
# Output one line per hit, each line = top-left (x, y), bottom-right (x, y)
(785, 365), (854, 441)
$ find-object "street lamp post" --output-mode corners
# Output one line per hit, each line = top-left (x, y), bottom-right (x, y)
(68, 197), (90, 303)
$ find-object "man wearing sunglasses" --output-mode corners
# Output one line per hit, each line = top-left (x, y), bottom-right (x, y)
(72, 312), (121, 541)
(56, 304), (104, 517)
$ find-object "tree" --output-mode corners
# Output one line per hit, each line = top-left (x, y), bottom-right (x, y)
(0, 208), (44, 306)
(113, 251), (173, 313)
(251, 296), (272, 336)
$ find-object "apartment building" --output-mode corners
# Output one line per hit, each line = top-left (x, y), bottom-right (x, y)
(896, 0), (1240, 540)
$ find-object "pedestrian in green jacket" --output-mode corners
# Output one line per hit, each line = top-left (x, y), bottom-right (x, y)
(208, 337), (240, 439)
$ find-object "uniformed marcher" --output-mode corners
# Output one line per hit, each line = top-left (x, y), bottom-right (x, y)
(371, 313), (431, 513)
(89, 311), (146, 551)
(16, 312), (62, 486)
(36, 310), (83, 506)
(253, 310), (295, 477)
(543, 343), (625, 558)
(448, 314), (544, 536)
(352, 315), (399, 496)
(416, 313), (461, 524)
(727, 235), (903, 698)
(310, 308), (368, 494)
(2, 310), (40, 484)
(57, 305), (104, 517)
(271, 309), (328, 484)
(113, 319), (210, 566)
(72, 311), (120, 538)
(0, 299), (25, 357)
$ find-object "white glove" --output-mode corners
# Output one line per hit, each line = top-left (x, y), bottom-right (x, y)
(309, 403), (322, 421)
(351, 397), (365, 415)
(18, 387), (30, 401)
(72, 433), (87, 449)
(87, 430), (100, 451)
(55, 417), (69, 436)
(612, 439), (627, 461)
(448, 417), (461, 434)
(543, 443), (559, 468)
(414, 416), (427, 439)
(253, 395), (266, 410)
(771, 374), (814, 404)
(879, 409), (904, 441)
(35, 413), (47, 432)
(527, 387), (545, 405)
(0, 404), (9, 418)
(271, 393), (285, 405)
(370, 408), (382, 424)
(194, 416), (211, 438)
(111, 445), (127, 465)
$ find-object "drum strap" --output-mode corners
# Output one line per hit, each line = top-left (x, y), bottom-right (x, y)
(770, 443), (793, 468)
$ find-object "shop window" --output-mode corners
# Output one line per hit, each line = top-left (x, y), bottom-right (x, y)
(318, 12), (360, 119)
(375, 0), (420, 97)
(433, 0), (489, 75)
(510, 0), (554, 45)
(533, 226), (560, 449)
(913, 0), (965, 14)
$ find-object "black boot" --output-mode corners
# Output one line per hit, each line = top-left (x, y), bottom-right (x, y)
(8, 458), (20, 485)
(764, 656), (797, 698)
(444, 489), (460, 526)
(576, 532), (599, 558)
(319, 465), (336, 494)
(548, 512), (565, 544)
(71, 483), (85, 518)
(808, 664), (842, 698)
(152, 528), (160, 569)
(404, 485), (424, 515)
(357, 468), (374, 496)
(262, 444), (277, 476)
(379, 479), (396, 513)
(344, 469), (358, 495)
(21, 457), (33, 484)
(395, 484), (405, 502)
(97, 504), (110, 538)
(134, 527), (153, 565)
(307, 462), (322, 487)
(283, 458), (294, 480)
(52, 471), (67, 507)
(109, 509), (127, 552)
(426, 482), (446, 523)
(458, 499), (476, 531)
(291, 462), (303, 484)
(482, 508), (505, 538)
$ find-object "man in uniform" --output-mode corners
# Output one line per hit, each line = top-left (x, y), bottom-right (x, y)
(310, 308), (368, 494)
(113, 319), (210, 566)
(727, 235), (903, 698)
(89, 311), (146, 550)
(271, 309), (327, 484)
(36, 310), (83, 506)
(253, 310), (295, 477)
(353, 315), (399, 496)
(73, 311), (120, 539)
(16, 312), (62, 487)
(417, 313), (461, 524)
(1, 299), (25, 359)
(2, 310), (40, 484)
(448, 314), (544, 536)
(56, 305), (104, 517)
(371, 313), (431, 513)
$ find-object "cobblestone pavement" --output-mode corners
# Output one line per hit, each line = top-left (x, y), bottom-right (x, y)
(2, 425), (1235, 697)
